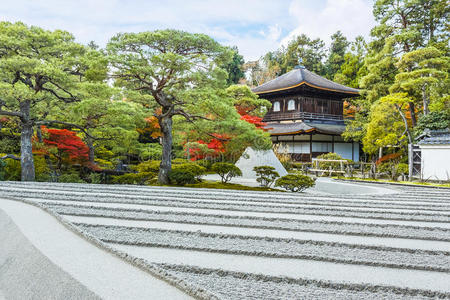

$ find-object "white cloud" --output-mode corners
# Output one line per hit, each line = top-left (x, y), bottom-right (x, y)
(282, 0), (375, 46)
(0, 0), (375, 61)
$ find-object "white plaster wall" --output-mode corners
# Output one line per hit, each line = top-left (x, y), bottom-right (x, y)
(334, 143), (353, 160)
(419, 145), (450, 181)
(353, 143), (360, 162)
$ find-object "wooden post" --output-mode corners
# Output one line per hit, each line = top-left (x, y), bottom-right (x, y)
(352, 141), (354, 161)
(309, 134), (313, 162)
(331, 135), (335, 153)
(292, 135), (295, 157)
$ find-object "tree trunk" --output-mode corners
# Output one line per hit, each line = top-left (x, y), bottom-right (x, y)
(158, 115), (173, 184)
(408, 102), (416, 127)
(19, 100), (35, 181)
(86, 136), (95, 164)
(395, 104), (413, 145)
(422, 84), (429, 116)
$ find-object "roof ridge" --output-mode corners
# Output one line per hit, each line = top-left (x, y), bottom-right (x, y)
(252, 67), (359, 95)
(302, 68), (359, 92)
(252, 68), (298, 89)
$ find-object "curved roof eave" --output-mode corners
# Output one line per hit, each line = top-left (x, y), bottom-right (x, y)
(251, 68), (360, 96)
(254, 81), (360, 95)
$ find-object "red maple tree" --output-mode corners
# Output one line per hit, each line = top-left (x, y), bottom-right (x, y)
(239, 114), (267, 129)
(38, 126), (90, 170)
(188, 134), (229, 161)
(187, 103), (268, 160)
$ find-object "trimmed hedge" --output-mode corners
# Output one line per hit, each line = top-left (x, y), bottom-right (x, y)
(275, 173), (315, 192)
(211, 162), (242, 183)
(253, 166), (279, 187)
(169, 163), (207, 185)
(112, 172), (156, 185)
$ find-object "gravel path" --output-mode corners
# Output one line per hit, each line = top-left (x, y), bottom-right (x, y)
(38, 199), (450, 228)
(111, 244), (450, 293)
(63, 215), (450, 251)
(3, 190), (449, 222)
(52, 204), (450, 242)
(77, 224), (450, 272)
(1, 181), (449, 299)
(157, 264), (449, 300)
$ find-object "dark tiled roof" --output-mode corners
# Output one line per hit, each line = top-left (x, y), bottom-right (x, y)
(265, 121), (346, 136)
(418, 130), (450, 145)
(252, 67), (359, 95)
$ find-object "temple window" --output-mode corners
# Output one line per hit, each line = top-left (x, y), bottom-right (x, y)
(273, 101), (280, 112)
(287, 99), (295, 111)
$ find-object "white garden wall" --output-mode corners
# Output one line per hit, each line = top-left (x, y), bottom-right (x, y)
(419, 145), (450, 181)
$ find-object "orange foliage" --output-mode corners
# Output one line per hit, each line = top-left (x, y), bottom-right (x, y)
(343, 101), (356, 118)
(137, 109), (162, 139)
(376, 153), (401, 165)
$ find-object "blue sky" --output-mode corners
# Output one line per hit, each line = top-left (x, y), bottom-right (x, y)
(0, 0), (376, 60)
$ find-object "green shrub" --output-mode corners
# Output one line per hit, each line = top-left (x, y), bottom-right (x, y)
(195, 159), (213, 171)
(3, 158), (21, 181)
(94, 158), (114, 169)
(34, 156), (51, 182)
(58, 172), (85, 183)
(253, 166), (280, 187)
(87, 172), (103, 184)
(176, 163), (206, 178)
(397, 163), (409, 175)
(378, 162), (409, 181)
(135, 159), (190, 174)
(211, 162), (242, 183)
(0, 154), (50, 181)
(292, 162), (310, 172)
(0, 160), (5, 180)
(135, 160), (161, 173)
(112, 172), (155, 185)
(169, 169), (196, 185)
(275, 173), (315, 192)
(172, 158), (190, 164)
(169, 163), (207, 186)
(316, 153), (347, 170)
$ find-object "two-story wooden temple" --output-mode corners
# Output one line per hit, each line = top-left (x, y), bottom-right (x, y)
(252, 66), (360, 162)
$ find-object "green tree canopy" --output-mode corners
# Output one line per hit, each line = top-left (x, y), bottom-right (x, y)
(0, 21), (92, 181)
(390, 47), (449, 115)
(325, 31), (349, 79)
(223, 46), (245, 85)
(363, 99), (407, 154)
(107, 29), (236, 183)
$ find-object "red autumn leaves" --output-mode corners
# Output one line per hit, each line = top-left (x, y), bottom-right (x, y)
(188, 111), (267, 161)
(34, 126), (90, 167)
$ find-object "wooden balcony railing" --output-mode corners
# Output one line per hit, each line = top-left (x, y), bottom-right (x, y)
(263, 112), (343, 122)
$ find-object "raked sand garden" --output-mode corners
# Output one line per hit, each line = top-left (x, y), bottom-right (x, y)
(0, 180), (449, 299)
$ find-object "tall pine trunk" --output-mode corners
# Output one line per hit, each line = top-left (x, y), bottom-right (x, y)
(86, 136), (95, 164)
(408, 102), (417, 127)
(158, 115), (173, 184)
(422, 85), (429, 116)
(19, 100), (35, 181)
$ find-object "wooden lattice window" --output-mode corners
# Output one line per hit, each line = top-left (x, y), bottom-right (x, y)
(287, 99), (296, 111)
(273, 101), (280, 112)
